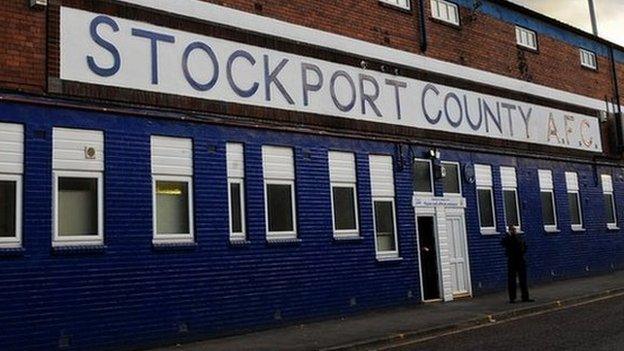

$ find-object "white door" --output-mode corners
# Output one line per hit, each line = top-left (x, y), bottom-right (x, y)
(447, 215), (470, 296)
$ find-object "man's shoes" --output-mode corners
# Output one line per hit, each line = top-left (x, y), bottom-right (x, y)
(522, 298), (535, 303)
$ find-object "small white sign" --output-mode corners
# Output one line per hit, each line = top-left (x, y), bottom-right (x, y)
(60, 7), (603, 153)
(412, 195), (466, 208)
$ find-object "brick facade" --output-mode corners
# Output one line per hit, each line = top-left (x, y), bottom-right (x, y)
(2, 1), (624, 350)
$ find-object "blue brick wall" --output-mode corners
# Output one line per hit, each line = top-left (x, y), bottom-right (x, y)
(1, 101), (624, 350)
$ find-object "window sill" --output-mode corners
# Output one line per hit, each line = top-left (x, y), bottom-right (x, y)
(376, 256), (403, 263)
(333, 234), (363, 242)
(378, 1), (412, 14)
(152, 241), (197, 251)
(544, 228), (560, 234)
(571, 227), (586, 232)
(266, 238), (302, 245)
(0, 247), (25, 257)
(517, 44), (539, 54)
(480, 228), (500, 235)
(229, 238), (251, 246)
(52, 244), (107, 255)
(430, 16), (461, 30)
(607, 224), (620, 231)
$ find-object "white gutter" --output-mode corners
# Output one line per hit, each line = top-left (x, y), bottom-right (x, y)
(119, 0), (618, 113)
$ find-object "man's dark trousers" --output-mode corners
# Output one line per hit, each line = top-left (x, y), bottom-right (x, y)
(508, 260), (529, 302)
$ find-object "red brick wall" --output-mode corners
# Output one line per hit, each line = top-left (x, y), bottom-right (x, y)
(0, 0), (622, 107)
(0, 0), (46, 93)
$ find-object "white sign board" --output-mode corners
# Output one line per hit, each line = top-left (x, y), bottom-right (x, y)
(60, 7), (603, 153)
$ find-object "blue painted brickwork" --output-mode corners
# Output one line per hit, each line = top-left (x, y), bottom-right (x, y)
(453, 0), (624, 62)
(1, 100), (624, 350)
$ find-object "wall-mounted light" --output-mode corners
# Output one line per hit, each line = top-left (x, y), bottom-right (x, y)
(428, 148), (440, 160)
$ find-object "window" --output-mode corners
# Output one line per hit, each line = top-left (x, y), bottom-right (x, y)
(580, 49), (597, 70)
(500, 167), (521, 230)
(431, 0), (460, 26)
(538, 170), (558, 232)
(475, 164), (496, 234)
(515, 26), (538, 51)
(565, 172), (583, 230)
(151, 136), (194, 244)
(379, 0), (411, 10)
(601, 174), (618, 229)
(52, 128), (104, 246)
(0, 123), (23, 248)
(263, 146), (297, 240)
(413, 159), (433, 194)
(442, 162), (461, 195)
(370, 155), (399, 260)
(329, 151), (359, 238)
(227, 143), (246, 241)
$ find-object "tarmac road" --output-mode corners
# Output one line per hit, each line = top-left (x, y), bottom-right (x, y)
(407, 294), (624, 351)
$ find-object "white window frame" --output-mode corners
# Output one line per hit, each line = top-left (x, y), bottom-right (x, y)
(379, 0), (411, 10)
(413, 158), (434, 195)
(539, 170), (558, 232)
(565, 172), (583, 231)
(228, 177), (246, 241)
(580, 48), (597, 70)
(502, 188), (521, 231)
(264, 179), (298, 240)
(475, 164), (496, 234)
(441, 161), (462, 196)
(152, 174), (195, 244)
(515, 26), (538, 51)
(330, 182), (360, 238)
(0, 174), (22, 248)
(430, 0), (460, 26)
(372, 197), (400, 260)
(602, 174), (618, 229)
(52, 170), (104, 247)
(476, 187), (496, 234)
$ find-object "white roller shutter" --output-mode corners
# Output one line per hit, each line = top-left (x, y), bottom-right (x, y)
(602, 174), (613, 193)
(565, 172), (579, 191)
(53, 127), (104, 171)
(369, 155), (394, 197)
(151, 136), (193, 176)
(226, 143), (244, 178)
(538, 170), (553, 190)
(0, 122), (24, 174)
(329, 151), (356, 183)
(500, 166), (517, 188)
(263, 146), (294, 180)
(474, 164), (492, 187)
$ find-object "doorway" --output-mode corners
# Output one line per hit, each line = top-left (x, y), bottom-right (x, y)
(417, 216), (441, 301)
(447, 215), (470, 297)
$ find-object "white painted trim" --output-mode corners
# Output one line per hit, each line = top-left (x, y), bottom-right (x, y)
(116, 0), (617, 112)
(264, 179), (298, 240)
(379, 0), (411, 10)
(152, 175), (195, 244)
(605, 193), (618, 227)
(0, 174), (22, 248)
(52, 170), (104, 247)
(227, 178), (246, 241)
(373, 197), (399, 260)
(330, 182), (360, 238)
(413, 158), (434, 195)
(567, 190), (584, 229)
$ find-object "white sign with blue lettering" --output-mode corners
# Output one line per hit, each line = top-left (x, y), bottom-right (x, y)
(60, 7), (603, 153)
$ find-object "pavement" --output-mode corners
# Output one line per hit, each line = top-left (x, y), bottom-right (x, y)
(150, 270), (624, 351)
(407, 293), (624, 351)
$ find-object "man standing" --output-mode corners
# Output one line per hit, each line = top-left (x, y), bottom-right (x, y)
(501, 226), (534, 303)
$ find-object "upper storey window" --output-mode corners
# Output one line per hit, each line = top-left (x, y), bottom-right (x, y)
(380, 0), (411, 10)
(431, 0), (460, 26)
(515, 26), (538, 51)
(580, 49), (597, 70)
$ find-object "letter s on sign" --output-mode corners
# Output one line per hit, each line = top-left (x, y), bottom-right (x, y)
(87, 15), (121, 77)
